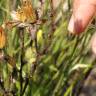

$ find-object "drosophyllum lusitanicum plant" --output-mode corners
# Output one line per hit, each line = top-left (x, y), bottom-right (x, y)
(0, 0), (57, 95)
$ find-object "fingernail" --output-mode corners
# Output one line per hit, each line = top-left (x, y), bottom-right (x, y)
(68, 15), (75, 34)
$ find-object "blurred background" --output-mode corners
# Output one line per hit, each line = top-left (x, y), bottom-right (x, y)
(0, 0), (96, 96)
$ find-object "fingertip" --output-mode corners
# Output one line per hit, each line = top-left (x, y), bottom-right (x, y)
(68, 1), (96, 35)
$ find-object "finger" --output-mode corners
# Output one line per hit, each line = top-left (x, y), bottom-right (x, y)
(68, 0), (96, 34)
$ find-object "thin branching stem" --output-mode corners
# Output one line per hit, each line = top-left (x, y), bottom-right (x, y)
(49, 0), (56, 35)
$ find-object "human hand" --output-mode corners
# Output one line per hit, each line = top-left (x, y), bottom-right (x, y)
(68, 0), (96, 34)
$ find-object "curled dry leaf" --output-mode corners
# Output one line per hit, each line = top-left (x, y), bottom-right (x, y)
(4, 55), (16, 68)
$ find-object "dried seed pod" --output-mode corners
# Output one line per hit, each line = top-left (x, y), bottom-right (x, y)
(21, 0), (37, 23)
(11, 0), (37, 24)
(0, 27), (6, 49)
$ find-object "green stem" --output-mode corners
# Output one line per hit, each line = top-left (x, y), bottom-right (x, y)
(19, 28), (24, 96)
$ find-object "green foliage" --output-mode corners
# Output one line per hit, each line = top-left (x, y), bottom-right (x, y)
(0, 0), (95, 96)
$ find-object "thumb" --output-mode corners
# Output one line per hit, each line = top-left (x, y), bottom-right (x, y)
(68, 0), (96, 34)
